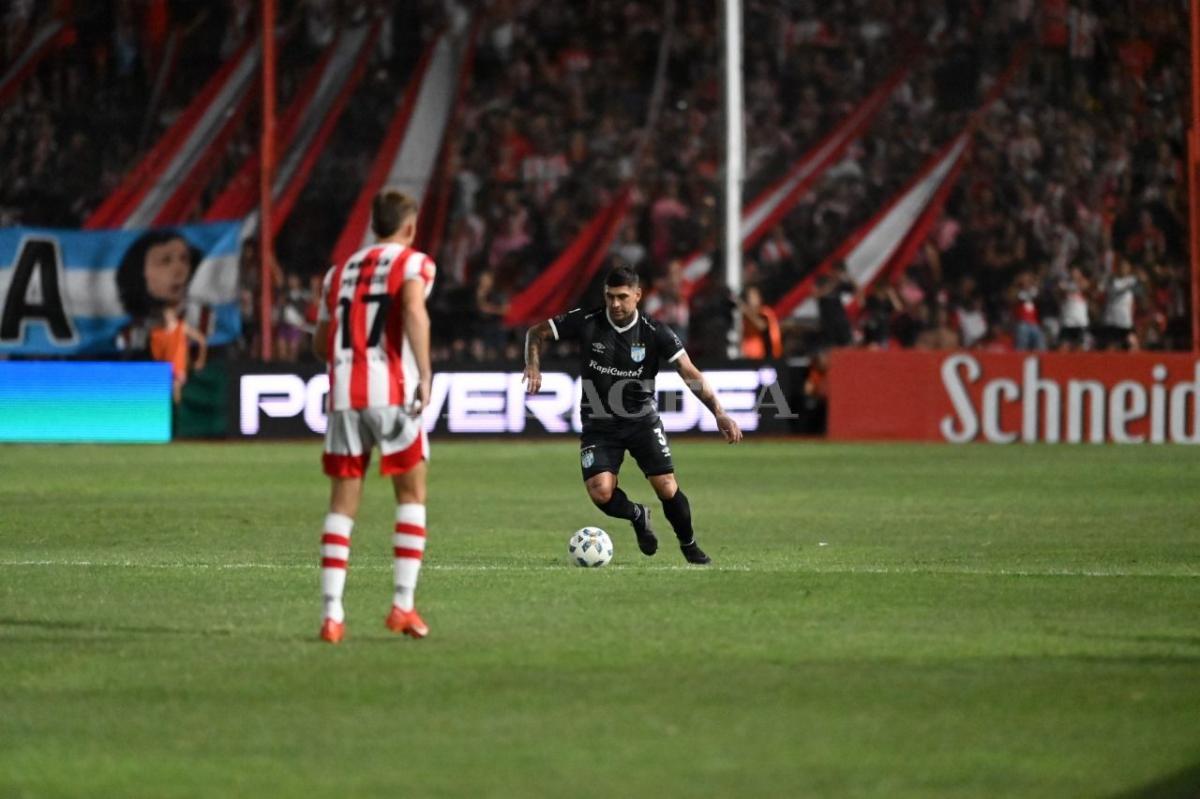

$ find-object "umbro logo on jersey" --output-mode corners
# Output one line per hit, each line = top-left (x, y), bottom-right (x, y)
(592, 342), (605, 353)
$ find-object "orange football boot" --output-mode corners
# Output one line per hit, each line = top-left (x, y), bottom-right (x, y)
(319, 618), (345, 643)
(384, 607), (429, 639)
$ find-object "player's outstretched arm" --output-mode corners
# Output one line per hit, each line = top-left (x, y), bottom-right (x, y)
(674, 352), (743, 444)
(523, 320), (553, 394)
(402, 278), (432, 415)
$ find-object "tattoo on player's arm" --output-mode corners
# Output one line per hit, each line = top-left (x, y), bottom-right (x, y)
(525, 321), (552, 367)
(695, 380), (724, 417)
(676, 356), (724, 417)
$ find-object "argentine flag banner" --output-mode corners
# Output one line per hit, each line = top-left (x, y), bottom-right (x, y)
(0, 221), (243, 355)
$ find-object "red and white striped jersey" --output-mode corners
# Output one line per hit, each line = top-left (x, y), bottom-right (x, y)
(318, 243), (435, 411)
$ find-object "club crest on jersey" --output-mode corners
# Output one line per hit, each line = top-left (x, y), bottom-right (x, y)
(581, 447), (595, 468)
(630, 343), (646, 363)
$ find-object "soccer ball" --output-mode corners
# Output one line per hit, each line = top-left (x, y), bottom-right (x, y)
(568, 527), (614, 568)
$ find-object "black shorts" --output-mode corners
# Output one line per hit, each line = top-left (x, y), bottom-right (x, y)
(1059, 326), (1086, 346)
(579, 419), (674, 481)
(1097, 325), (1132, 350)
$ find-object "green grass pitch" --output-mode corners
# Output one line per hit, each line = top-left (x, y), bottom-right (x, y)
(1, 440), (1198, 798)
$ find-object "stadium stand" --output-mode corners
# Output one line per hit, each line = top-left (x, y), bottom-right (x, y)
(0, 0), (1192, 361)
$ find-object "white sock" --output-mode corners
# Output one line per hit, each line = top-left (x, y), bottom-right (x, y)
(393, 504), (426, 611)
(320, 512), (354, 623)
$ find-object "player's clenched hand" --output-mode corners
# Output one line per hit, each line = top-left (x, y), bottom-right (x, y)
(717, 413), (743, 444)
(407, 377), (431, 418)
(522, 365), (542, 394)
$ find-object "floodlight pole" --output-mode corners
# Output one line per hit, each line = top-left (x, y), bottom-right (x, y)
(1190, 0), (1200, 354)
(722, 0), (744, 358)
(259, 0), (277, 362)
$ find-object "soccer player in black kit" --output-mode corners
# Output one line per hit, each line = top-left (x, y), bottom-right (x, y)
(523, 265), (743, 564)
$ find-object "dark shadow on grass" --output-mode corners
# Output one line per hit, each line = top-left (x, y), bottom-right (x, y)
(312, 636), (431, 647)
(0, 617), (229, 636)
(0, 616), (241, 634)
(1108, 760), (1200, 799)
(0, 616), (288, 640)
(1075, 633), (1200, 649)
(0, 616), (416, 645)
(1062, 653), (1200, 667)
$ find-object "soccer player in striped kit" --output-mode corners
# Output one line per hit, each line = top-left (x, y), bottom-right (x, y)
(312, 190), (435, 643)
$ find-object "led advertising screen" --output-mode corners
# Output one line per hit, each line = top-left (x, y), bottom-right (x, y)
(0, 361), (172, 443)
(232, 363), (793, 438)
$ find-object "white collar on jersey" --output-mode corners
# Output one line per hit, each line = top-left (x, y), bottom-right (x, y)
(606, 309), (639, 333)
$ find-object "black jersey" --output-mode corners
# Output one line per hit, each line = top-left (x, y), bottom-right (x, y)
(550, 307), (686, 430)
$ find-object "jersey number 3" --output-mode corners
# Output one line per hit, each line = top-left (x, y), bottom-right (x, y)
(338, 293), (392, 349)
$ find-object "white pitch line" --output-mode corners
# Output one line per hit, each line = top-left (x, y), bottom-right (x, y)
(0, 560), (752, 573)
(0, 560), (1196, 578)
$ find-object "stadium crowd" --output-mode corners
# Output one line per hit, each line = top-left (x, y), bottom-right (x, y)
(866, 0), (1194, 356)
(1, 0), (1193, 364)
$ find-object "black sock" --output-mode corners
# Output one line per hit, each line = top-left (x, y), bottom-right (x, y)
(597, 487), (640, 521)
(661, 490), (694, 545)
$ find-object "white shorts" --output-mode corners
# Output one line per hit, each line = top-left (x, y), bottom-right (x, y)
(322, 406), (429, 478)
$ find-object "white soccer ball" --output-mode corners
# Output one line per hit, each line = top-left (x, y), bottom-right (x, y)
(568, 527), (614, 568)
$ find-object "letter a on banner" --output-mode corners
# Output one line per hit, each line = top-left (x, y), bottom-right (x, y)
(0, 238), (74, 344)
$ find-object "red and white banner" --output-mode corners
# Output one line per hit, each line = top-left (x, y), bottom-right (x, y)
(330, 23), (475, 267)
(0, 19), (68, 107)
(828, 349), (1200, 444)
(205, 21), (380, 234)
(773, 133), (970, 319)
(679, 63), (913, 301)
(503, 187), (634, 327)
(86, 37), (266, 229)
(772, 49), (1026, 318)
(412, 22), (478, 260)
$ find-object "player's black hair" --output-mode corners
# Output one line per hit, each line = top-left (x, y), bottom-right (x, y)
(116, 229), (202, 319)
(604, 263), (640, 289)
